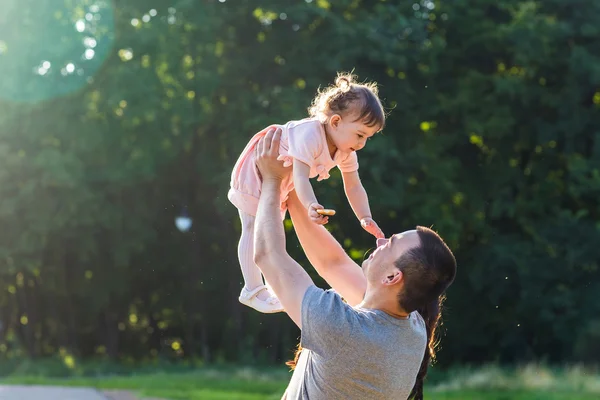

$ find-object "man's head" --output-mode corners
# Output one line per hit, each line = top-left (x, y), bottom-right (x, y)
(361, 226), (456, 400)
(361, 226), (456, 314)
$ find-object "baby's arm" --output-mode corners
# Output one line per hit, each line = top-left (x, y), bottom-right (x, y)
(342, 170), (384, 238)
(293, 159), (328, 225)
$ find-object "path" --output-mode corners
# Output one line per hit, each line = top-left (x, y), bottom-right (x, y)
(0, 386), (166, 400)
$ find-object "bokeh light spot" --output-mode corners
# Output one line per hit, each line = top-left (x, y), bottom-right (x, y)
(0, 0), (115, 103)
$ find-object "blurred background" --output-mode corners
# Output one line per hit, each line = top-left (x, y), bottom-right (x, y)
(0, 0), (599, 399)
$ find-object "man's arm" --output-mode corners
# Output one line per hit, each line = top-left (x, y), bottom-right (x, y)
(254, 130), (314, 328)
(287, 190), (367, 306)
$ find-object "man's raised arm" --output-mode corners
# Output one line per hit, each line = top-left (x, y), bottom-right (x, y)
(287, 190), (367, 306)
(253, 128), (314, 328)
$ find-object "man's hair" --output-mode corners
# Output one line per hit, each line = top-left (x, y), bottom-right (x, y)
(396, 226), (457, 400)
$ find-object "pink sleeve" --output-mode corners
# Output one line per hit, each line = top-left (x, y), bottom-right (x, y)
(337, 151), (359, 173)
(286, 123), (323, 167)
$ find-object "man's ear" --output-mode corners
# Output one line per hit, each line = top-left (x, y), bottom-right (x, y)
(383, 270), (403, 286)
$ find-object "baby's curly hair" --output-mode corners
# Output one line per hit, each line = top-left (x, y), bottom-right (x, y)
(308, 72), (386, 131)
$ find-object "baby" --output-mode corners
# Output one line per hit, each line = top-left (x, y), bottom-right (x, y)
(228, 73), (386, 313)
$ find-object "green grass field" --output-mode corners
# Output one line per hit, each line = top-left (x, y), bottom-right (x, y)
(1, 364), (599, 399)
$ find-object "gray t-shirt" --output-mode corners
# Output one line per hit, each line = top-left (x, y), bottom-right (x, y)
(285, 285), (427, 400)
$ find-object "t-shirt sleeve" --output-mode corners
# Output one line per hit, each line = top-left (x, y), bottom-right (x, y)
(337, 151), (359, 173)
(286, 122), (324, 167)
(300, 285), (354, 359)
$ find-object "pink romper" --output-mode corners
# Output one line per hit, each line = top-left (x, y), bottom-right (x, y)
(228, 118), (359, 217)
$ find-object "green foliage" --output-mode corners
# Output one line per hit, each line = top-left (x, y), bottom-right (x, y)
(0, 0), (599, 367)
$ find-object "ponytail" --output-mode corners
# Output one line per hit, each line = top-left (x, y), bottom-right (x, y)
(408, 295), (444, 400)
(286, 344), (303, 370)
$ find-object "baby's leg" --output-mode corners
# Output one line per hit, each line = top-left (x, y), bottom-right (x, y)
(237, 211), (271, 302)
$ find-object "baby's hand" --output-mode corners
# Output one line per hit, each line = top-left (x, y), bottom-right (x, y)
(360, 217), (385, 239)
(308, 202), (329, 225)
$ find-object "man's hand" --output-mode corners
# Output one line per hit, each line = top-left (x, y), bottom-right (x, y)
(255, 127), (290, 182)
(308, 202), (329, 225)
(360, 217), (385, 239)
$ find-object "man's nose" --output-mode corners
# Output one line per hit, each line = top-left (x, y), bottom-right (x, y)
(376, 238), (388, 248)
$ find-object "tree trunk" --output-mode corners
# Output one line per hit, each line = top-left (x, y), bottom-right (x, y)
(200, 323), (211, 362)
(16, 274), (38, 358)
(230, 279), (244, 361)
(183, 308), (196, 358)
(104, 308), (119, 360)
(64, 249), (79, 355)
(183, 234), (199, 358)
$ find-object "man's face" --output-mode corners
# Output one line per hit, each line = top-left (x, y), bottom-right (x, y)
(362, 230), (420, 281)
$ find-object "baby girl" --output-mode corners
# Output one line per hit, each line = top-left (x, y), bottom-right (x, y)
(228, 73), (386, 313)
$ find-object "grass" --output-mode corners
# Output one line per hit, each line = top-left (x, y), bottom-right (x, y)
(1, 368), (288, 400)
(425, 364), (600, 400)
(0, 362), (598, 399)
(426, 391), (599, 400)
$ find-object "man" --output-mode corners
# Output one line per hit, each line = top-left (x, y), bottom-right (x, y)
(253, 128), (457, 399)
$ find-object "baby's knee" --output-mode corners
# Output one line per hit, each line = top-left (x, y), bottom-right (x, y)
(239, 213), (256, 232)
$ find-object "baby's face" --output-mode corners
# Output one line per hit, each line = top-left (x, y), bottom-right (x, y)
(328, 113), (379, 153)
